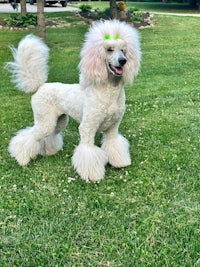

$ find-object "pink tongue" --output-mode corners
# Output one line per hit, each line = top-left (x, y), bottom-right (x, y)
(113, 66), (123, 75)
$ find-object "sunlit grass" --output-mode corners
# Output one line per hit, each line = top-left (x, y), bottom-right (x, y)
(0, 12), (200, 266)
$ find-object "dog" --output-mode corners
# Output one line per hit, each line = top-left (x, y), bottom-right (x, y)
(6, 20), (141, 182)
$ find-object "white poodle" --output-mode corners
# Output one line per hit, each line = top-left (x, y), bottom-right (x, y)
(7, 19), (141, 182)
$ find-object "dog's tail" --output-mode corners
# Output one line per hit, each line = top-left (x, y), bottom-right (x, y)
(5, 34), (49, 93)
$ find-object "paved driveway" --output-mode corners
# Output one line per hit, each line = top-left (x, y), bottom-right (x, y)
(0, 3), (79, 13)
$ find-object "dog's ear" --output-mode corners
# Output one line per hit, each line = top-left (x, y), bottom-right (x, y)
(116, 22), (141, 85)
(79, 45), (107, 86)
(123, 46), (141, 85)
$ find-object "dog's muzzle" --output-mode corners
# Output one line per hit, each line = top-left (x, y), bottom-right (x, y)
(109, 56), (127, 77)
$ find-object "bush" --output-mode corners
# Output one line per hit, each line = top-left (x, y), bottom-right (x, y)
(103, 7), (111, 18)
(79, 4), (92, 13)
(6, 13), (37, 28)
(131, 11), (143, 23)
(128, 7), (139, 13)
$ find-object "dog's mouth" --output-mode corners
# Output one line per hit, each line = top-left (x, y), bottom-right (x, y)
(108, 64), (124, 76)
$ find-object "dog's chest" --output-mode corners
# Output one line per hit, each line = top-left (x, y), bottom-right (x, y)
(99, 99), (125, 131)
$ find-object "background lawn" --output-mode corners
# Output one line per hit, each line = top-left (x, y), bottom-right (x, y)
(70, 1), (200, 14)
(0, 11), (200, 267)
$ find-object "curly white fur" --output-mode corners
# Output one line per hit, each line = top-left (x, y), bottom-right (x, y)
(7, 35), (49, 93)
(6, 20), (141, 182)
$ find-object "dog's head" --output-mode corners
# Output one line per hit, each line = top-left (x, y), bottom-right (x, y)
(79, 20), (141, 86)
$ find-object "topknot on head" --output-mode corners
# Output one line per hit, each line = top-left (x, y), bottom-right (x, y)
(87, 19), (139, 43)
(104, 34), (121, 41)
(87, 20), (123, 44)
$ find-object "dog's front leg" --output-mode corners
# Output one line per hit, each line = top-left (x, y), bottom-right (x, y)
(102, 122), (131, 168)
(72, 120), (108, 182)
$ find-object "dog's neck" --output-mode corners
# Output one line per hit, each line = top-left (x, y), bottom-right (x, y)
(79, 73), (124, 89)
(108, 73), (124, 88)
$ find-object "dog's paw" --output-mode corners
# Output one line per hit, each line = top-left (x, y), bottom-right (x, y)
(102, 134), (131, 168)
(72, 144), (108, 182)
(8, 127), (40, 166)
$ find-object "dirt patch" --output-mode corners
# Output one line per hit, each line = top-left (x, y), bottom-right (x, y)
(0, 20), (6, 28)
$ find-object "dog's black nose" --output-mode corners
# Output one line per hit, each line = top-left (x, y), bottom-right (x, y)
(118, 58), (127, 66)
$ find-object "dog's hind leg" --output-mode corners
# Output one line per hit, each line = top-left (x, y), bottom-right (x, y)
(9, 110), (62, 166)
(101, 123), (131, 168)
(40, 114), (68, 156)
(55, 114), (69, 134)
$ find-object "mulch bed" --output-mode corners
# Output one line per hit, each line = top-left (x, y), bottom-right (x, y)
(0, 11), (153, 30)
(78, 10), (153, 29)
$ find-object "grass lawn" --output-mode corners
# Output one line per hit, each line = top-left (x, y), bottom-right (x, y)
(0, 11), (200, 267)
(71, 1), (200, 14)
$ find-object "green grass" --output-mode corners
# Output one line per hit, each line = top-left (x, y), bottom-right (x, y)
(1, 12), (200, 266)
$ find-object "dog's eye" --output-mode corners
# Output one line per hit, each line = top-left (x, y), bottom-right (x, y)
(121, 49), (126, 55)
(107, 48), (114, 52)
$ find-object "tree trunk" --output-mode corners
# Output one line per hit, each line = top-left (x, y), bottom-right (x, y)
(20, 0), (27, 16)
(110, 0), (117, 19)
(189, 0), (197, 7)
(37, 0), (46, 42)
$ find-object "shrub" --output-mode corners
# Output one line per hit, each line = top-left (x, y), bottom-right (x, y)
(6, 13), (37, 27)
(79, 4), (92, 13)
(132, 11), (143, 23)
(103, 7), (111, 18)
(128, 7), (140, 13)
